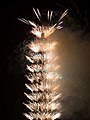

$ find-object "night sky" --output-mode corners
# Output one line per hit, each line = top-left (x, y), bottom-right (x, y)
(1, 0), (90, 120)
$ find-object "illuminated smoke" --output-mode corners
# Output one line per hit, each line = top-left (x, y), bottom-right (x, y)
(18, 8), (67, 120)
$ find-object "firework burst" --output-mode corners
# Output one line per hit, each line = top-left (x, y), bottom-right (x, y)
(18, 8), (67, 120)
(18, 8), (68, 38)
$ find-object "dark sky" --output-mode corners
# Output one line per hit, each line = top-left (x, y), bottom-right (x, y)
(2, 0), (90, 53)
(1, 0), (90, 120)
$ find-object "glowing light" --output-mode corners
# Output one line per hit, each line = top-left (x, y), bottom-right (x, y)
(19, 8), (67, 120)
(18, 8), (68, 38)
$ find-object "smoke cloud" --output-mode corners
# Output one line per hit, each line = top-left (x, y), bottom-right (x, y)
(48, 24), (90, 119)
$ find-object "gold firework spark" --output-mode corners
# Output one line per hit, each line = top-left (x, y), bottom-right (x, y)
(18, 8), (68, 38)
(18, 8), (68, 120)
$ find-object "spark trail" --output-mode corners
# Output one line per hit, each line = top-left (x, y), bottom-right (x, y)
(18, 8), (67, 120)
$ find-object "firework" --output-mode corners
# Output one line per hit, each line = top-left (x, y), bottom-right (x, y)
(18, 8), (67, 120)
